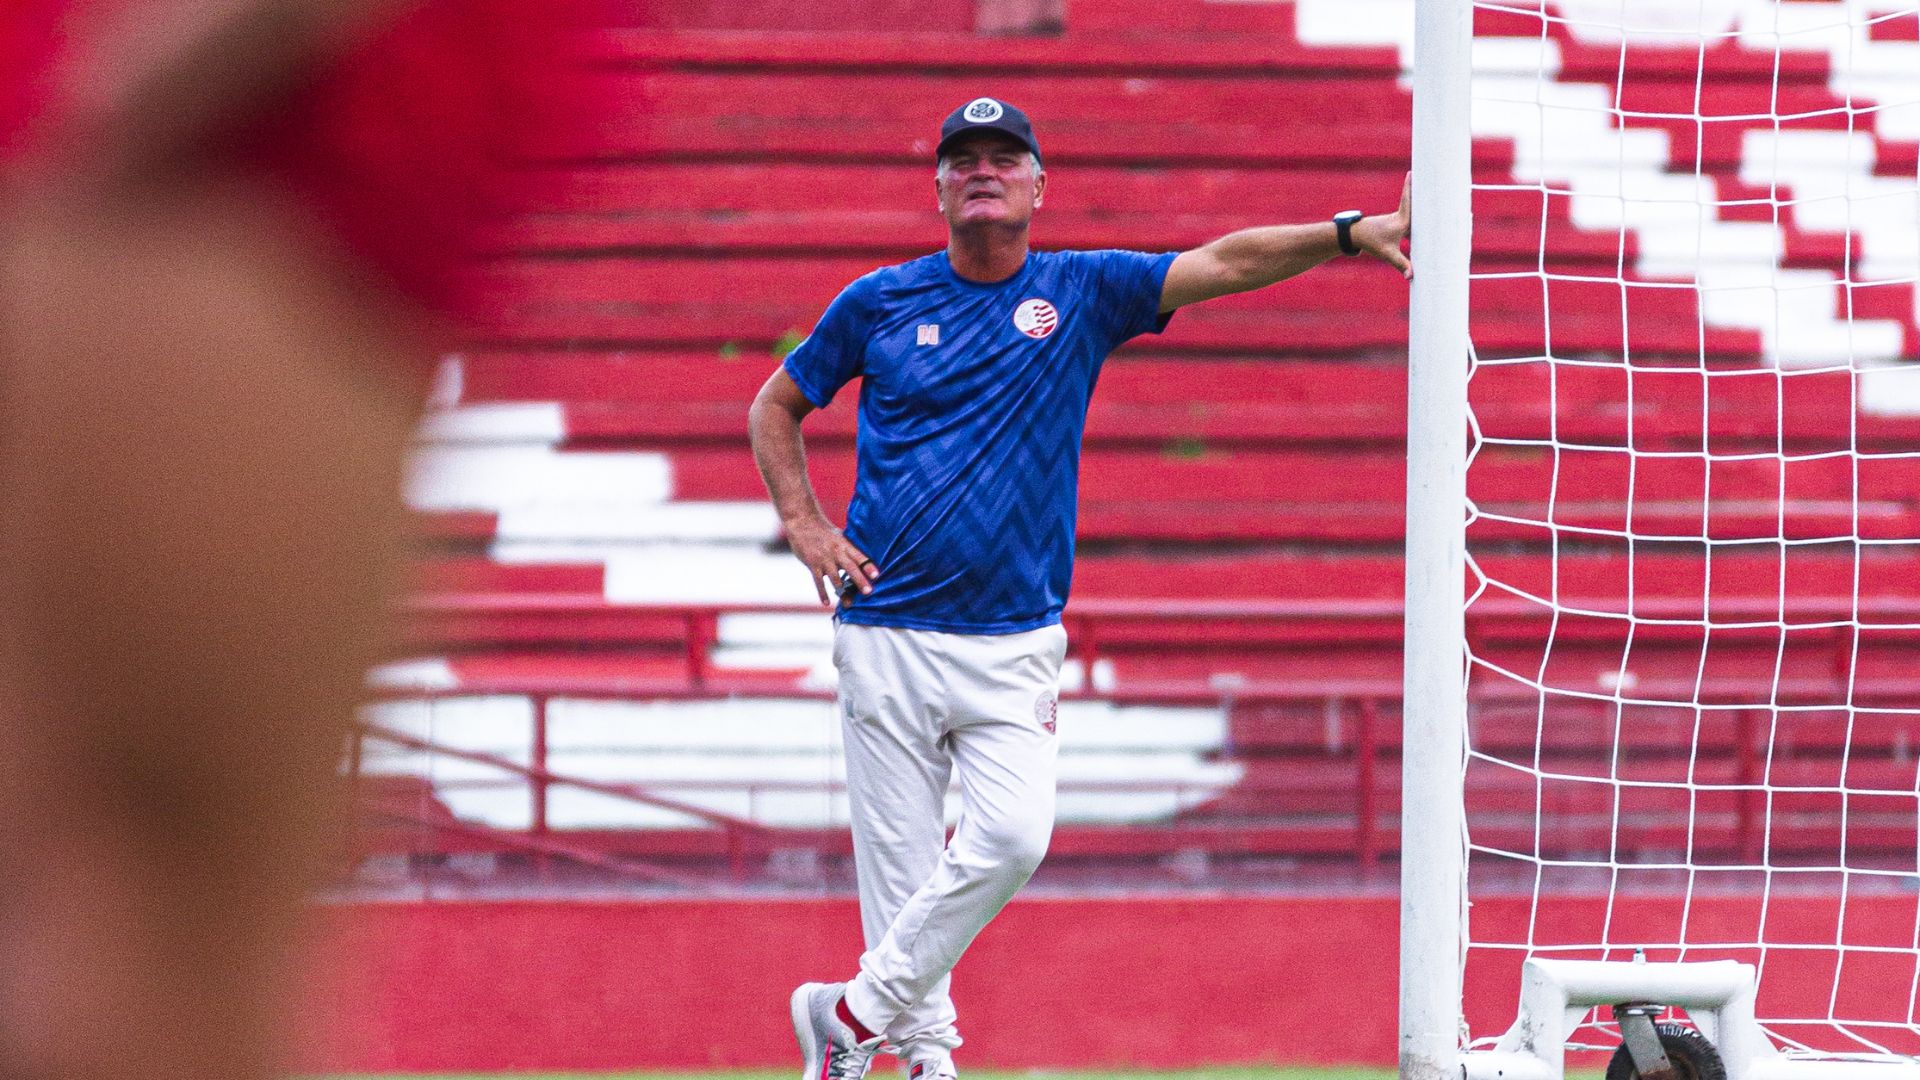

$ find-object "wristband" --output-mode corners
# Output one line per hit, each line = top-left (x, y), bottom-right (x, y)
(1334, 210), (1364, 256)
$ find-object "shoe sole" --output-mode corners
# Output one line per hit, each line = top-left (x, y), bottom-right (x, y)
(791, 982), (827, 1080)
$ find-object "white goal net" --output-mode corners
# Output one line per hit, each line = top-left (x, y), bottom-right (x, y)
(1400, 0), (1920, 1072)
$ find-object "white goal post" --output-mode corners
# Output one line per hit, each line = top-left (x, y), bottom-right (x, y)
(1402, 0), (1476, 1078)
(1402, 2), (1920, 1080)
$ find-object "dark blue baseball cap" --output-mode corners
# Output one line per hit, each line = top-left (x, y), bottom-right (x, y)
(936, 97), (1042, 167)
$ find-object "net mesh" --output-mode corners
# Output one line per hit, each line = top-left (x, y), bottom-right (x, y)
(1456, 0), (1920, 1061)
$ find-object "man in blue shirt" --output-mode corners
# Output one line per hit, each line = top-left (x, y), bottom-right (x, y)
(749, 97), (1410, 1080)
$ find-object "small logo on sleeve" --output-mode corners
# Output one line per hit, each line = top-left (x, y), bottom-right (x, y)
(917, 323), (940, 346)
(1012, 299), (1058, 339)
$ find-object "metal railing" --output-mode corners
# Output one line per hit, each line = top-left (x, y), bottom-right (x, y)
(350, 682), (1396, 887)
(358, 596), (1920, 887)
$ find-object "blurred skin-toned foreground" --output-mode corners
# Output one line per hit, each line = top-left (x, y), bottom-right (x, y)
(0, 2), (594, 1078)
(0, 168), (423, 1080)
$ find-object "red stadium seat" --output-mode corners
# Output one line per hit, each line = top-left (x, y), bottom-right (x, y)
(376, 11), (1920, 880)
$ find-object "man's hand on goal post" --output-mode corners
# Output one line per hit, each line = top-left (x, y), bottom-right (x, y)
(1352, 171), (1412, 279)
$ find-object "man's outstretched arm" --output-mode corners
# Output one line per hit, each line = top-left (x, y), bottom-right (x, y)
(1159, 172), (1412, 313)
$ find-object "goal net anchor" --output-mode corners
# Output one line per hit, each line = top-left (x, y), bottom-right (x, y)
(1462, 959), (1920, 1080)
(1616, 1003), (1688, 1080)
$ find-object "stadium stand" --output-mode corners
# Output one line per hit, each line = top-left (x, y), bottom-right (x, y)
(358, 0), (1920, 889)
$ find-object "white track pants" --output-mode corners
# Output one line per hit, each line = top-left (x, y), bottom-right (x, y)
(834, 621), (1066, 1060)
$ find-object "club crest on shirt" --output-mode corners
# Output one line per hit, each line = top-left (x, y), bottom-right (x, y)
(1012, 298), (1058, 339)
(1035, 691), (1057, 734)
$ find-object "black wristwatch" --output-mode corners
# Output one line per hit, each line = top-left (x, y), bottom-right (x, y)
(1333, 210), (1364, 256)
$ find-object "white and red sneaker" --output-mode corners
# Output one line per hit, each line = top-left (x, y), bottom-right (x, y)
(906, 1051), (957, 1080)
(790, 982), (885, 1080)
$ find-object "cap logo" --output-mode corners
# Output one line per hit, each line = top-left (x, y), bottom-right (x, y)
(964, 98), (1005, 123)
(1013, 298), (1058, 339)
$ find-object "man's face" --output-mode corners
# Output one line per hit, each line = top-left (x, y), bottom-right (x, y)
(935, 132), (1045, 230)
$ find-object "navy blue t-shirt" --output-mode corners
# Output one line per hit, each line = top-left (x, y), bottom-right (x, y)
(782, 248), (1177, 634)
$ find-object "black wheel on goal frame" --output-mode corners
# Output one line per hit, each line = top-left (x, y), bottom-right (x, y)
(1605, 1022), (1728, 1080)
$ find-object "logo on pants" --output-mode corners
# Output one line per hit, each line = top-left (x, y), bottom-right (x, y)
(1035, 692), (1057, 734)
